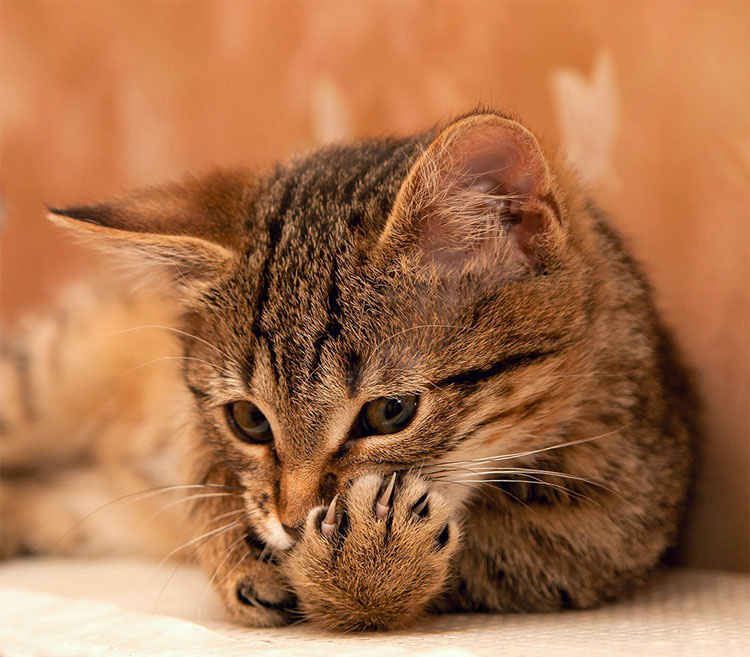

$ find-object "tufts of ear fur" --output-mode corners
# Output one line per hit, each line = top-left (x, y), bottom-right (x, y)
(378, 112), (564, 277)
(48, 168), (257, 283)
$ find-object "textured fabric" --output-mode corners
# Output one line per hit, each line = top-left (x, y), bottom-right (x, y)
(0, 559), (747, 656)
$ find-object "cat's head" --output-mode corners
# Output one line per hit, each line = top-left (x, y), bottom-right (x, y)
(51, 111), (596, 550)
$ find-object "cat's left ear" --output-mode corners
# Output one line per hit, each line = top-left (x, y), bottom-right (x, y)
(377, 113), (563, 275)
(48, 168), (255, 281)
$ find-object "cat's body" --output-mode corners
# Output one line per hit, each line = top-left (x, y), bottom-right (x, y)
(1, 111), (695, 630)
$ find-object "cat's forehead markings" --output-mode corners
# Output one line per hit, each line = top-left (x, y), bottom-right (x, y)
(343, 351), (363, 397)
(243, 340), (278, 395)
(222, 368), (252, 400)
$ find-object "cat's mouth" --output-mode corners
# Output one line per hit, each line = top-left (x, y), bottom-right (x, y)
(280, 523), (303, 543)
(255, 514), (297, 552)
(243, 525), (281, 563)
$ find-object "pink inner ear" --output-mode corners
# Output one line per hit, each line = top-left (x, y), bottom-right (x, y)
(446, 124), (549, 201)
(401, 116), (561, 274)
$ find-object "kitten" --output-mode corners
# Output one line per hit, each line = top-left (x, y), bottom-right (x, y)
(1, 111), (695, 630)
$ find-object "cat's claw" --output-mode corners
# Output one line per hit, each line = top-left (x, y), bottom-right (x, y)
(320, 494), (338, 537)
(375, 472), (397, 518)
(411, 493), (429, 522)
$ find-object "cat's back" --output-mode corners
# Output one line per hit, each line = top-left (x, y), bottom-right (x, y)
(1, 276), (187, 471)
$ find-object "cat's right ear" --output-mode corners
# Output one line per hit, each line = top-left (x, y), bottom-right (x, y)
(48, 168), (256, 282)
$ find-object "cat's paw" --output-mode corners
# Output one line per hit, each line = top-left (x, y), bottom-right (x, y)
(283, 472), (460, 631)
(211, 530), (297, 627)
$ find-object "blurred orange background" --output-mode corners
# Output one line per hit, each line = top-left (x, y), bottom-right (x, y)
(1, 1), (748, 571)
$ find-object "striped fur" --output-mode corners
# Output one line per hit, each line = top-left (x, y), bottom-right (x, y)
(1, 111), (696, 630)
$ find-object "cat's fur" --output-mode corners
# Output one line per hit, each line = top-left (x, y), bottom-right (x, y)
(1, 111), (695, 630)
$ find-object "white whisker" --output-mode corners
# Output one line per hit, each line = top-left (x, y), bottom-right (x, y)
(51, 484), (243, 552)
(140, 493), (238, 526)
(372, 324), (475, 354)
(102, 325), (238, 365)
(197, 532), (248, 619)
(432, 425), (628, 468)
(434, 476), (598, 506)
(154, 519), (244, 571)
(115, 355), (234, 379)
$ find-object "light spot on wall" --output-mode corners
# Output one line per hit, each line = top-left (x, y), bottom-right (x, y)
(311, 77), (352, 144)
(551, 52), (620, 190)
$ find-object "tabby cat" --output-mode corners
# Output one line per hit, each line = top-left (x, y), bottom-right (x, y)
(1, 111), (695, 630)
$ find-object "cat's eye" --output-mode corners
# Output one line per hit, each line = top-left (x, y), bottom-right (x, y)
(360, 394), (419, 436)
(226, 401), (273, 444)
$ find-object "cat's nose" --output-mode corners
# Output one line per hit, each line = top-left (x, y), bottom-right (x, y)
(278, 469), (327, 529)
(281, 524), (302, 543)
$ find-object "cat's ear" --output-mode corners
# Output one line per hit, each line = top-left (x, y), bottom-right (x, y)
(48, 168), (256, 281)
(378, 113), (563, 275)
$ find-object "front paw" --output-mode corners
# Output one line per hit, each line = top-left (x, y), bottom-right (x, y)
(283, 472), (460, 631)
(207, 528), (296, 627)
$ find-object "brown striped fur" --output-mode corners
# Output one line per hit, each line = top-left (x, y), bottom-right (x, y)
(1, 111), (695, 630)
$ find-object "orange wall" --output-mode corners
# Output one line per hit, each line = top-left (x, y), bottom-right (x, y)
(1, 1), (748, 571)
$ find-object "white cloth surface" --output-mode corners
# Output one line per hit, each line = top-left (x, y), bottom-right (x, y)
(0, 559), (747, 657)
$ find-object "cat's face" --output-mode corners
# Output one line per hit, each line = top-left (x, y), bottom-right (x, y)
(51, 112), (591, 551)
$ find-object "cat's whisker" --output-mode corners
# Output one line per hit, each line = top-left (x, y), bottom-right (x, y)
(115, 355), (235, 379)
(424, 463), (504, 483)
(436, 477), (534, 510)
(494, 473), (600, 505)
(434, 477), (498, 505)
(372, 324), (476, 354)
(212, 550), (249, 599)
(102, 325), (239, 367)
(50, 484), (243, 552)
(150, 558), (187, 619)
(110, 494), (243, 557)
(203, 508), (247, 525)
(147, 518), (244, 616)
(197, 532), (248, 619)
(435, 476), (599, 506)
(423, 461), (495, 476)
(430, 425), (629, 469)
(249, 544), (270, 587)
(445, 466), (611, 491)
(429, 461), (619, 505)
(154, 519), (244, 571)
(140, 493), (239, 526)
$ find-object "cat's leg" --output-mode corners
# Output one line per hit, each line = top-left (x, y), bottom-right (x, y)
(441, 488), (676, 613)
(0, 282), (188, 559)
(188, 464), (297, 627)
(194, 519), (297, 627)
(282, 472), (460, 631)
(0, 468), (185, 559)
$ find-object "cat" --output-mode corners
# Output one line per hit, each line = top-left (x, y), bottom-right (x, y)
(0, 110), (696, 631)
